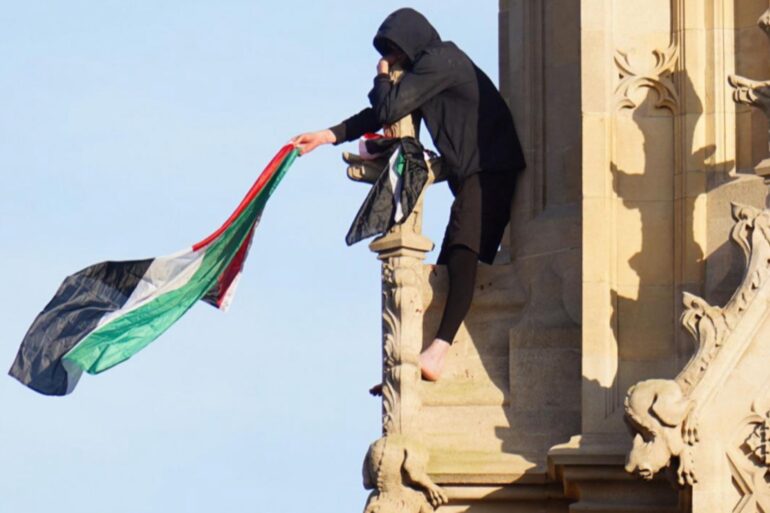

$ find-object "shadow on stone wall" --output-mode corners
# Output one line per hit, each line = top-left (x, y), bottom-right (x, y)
(609, 71), (737, 417)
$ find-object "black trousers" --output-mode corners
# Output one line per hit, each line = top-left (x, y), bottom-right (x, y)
(434, 170), (516, 343)
(437, 170), (516, 265)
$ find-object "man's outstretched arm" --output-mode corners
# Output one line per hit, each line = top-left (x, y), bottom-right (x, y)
(290, 129), (336, 155)
(292, 108), (381, 156)
(292, 57), (432, 155)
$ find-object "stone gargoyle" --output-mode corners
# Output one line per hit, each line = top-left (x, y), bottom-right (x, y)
(728, 7), (770, 118)
(362, 434), (448, 513)
(624, 379), (698, 486)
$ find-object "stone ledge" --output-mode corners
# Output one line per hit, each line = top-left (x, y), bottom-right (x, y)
(547, 436), (681, 513)
(429, 449), (545, 484)
(442, 483), (565, 501)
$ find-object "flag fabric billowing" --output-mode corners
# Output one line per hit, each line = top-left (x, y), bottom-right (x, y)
(9, 144), (299, 396)
(345, 137), (430, 246)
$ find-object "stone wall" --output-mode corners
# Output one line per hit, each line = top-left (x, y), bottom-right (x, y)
(356, 1), (770, 511)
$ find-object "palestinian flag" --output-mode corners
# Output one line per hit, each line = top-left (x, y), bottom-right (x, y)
(346, 136), (429, 246)
(9, 144), (299, 396)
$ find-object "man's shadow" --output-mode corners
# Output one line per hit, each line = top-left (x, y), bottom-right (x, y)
(608, 69), (737, 415)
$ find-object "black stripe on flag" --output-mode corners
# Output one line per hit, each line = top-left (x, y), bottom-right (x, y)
(9, 258), (153, 396)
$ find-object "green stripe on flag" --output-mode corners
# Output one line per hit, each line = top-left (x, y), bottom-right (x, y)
(394, 152), (405, 176)
(63, 149), (298, 374)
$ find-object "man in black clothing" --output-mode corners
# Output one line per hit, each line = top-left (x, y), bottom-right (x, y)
(292, 8), (525, 381)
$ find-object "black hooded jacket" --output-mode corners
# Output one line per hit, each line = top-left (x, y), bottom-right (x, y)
(329, 8), (525, 181)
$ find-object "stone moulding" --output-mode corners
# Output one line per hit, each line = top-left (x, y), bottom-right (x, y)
(624, 203), (770, 486)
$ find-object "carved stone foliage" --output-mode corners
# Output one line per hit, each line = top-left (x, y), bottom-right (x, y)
(380, 260), (422, 435)
(729, 8), (770, 120)
(362, 434), (448, 513)
(679, 293), (734, 390)
(727, 397), (770, 513)
(614, 45), (679, 112)
(625, 204), (770, 486)
(675, 204), (770, 395)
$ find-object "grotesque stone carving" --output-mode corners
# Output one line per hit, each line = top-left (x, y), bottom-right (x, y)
(625, 204), (770, 486)
(362, 435), (448, 513)
(624, 379), (697, 485)
(729, 8), (770, 119)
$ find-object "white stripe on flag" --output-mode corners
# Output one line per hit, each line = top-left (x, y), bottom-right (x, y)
(388, 148), (404, 223)
(94, 247), (205, 330)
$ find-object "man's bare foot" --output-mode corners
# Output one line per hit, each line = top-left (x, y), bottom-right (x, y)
(369, 384), (383, 396)
(420, 339), (451, 381)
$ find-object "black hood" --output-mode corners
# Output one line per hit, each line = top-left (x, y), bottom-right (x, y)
(373, 8), (441, 63)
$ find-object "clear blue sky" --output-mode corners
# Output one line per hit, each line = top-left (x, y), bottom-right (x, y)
(0, 2), (499, 512)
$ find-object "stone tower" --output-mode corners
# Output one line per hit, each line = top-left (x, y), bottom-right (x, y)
(349, 1), (770, 512)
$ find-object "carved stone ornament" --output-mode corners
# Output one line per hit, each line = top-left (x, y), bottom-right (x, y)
(380, 260), (421, 435)
(729, 8), (770, 120)
(614, 44), (680, 112)
(726, 396), (770, 513)
(625, 204), (770, 486)
(362, 434), (448, 513)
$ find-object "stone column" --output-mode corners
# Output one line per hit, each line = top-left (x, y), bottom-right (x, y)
(368, 65), (434, 437)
